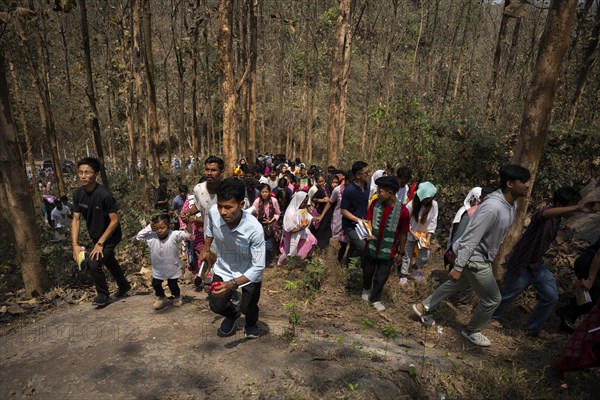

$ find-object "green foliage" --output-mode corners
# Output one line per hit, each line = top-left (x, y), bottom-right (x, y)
(381, 326), (398, 340)
(303, 257), (326, 293)
(284, 279), (301, 290)
(283, 301), (300, 325)
(321, 7), (339, 24)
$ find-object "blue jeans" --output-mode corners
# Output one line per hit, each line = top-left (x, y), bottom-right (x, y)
(492, 263), (558, 333)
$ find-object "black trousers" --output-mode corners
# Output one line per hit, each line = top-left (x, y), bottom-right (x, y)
(559, 251), (600, 322)
(343, 227), (366, 265)
(362, 254), (392, 302)
(209, 274), (262, 327)
(152, 278), (180, 297)
(88, 244), (128, 295)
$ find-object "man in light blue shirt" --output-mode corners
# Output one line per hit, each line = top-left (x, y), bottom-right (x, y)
(200, 178), (266, 338)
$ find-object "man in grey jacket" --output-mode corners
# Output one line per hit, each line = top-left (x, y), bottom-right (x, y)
(412, 164), (531, 347)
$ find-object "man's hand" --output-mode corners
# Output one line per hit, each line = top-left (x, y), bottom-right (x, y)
(89, 243), (104, 260)
(576, 278), (594, 291)
(578, 201), (597, 213)
(211, 280), (232, 297)
(72, 245), (83, 262)
(446, 250), (457, 264)
(448, 268), (462, 281)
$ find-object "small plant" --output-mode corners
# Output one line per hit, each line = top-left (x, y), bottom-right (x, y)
(360, 317), (377, 333)
(283, 301), (300, 339)
(337, 335), (344, 345)
(283, 279), (300, 290)
(302, 257), (326, 294)
(408, 364), (417, 378)
(381, 326), (398, 340)
(347, 382), (360, 394)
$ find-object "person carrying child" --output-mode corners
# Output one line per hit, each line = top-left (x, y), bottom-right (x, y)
(137, 213), (193, 310)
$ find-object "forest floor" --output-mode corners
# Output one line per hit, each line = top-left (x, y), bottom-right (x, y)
(1, 236), (600, 400)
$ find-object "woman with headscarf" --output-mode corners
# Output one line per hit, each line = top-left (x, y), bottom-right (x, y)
(277, 191), (317, 266)
(400, 182), (439, 280)
(330, 172), (350, 263)
(369, 169), (386, 201)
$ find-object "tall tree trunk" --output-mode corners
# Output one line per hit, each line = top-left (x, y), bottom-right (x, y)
(133, 0), (148, 193)
(326, 0), (353, 167)
(498, 16), (522, 110)
(171, 0), (185, 160)
(143, 0), (161, 183)
(567, 5), (600, 127)
(58, 13), (74, 127)
(239, 0), (249, 159)
(8, 61), (41, 208)
(164, 54), (173, 166)
(247, 0), (258, 165)
(484, 4), (511, 125)
(494, 0), (578, 278)
(0, 52), (51, 297)
(78, 0), (110, 188)
(218, 0), (238, 171)
(410, 0), (425, 83)
(14, 7), (66, 196)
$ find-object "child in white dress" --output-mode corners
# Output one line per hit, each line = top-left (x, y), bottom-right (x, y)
(137, 214), (193, 310)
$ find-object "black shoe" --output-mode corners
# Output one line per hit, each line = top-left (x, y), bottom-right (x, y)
(555, 308), (576, 334)
(219, 316), (239, 336)
(244, 324), (260, 339)
(92, 293), (109, 307)
(115, 283), (131, 298)
(559, 319), (575, 334)
(194, 276), (204, 292)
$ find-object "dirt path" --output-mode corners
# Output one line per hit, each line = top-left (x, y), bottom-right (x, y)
(0, 278), (459, 400)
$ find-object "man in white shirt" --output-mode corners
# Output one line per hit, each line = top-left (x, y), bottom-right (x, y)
(51, 198), (72, 240)
(200, 178), (266, 338)
(181, 156), (224, 229)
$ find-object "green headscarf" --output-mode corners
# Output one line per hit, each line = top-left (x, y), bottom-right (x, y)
(416, 181), (437, 200)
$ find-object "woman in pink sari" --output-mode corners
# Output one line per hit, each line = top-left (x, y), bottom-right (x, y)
(278, 191), (317, 266)
(179, 195), (206, 289)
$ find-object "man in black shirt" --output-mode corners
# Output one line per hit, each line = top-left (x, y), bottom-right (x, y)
(71, 158), (130, 307)
(153, 176), (169, 211)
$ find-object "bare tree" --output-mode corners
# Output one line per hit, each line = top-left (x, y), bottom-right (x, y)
(494, 0), (579, 278)
(326, 0), (354, 167)
(78, 0), (110, 188)
(8, 61), (41, 208)
(142, 0), (161, 184)
(14, 7), (66, 195)
(567, 4), (600, 127)
(218, 0), (238, 171)
(0, 52), (51, 297)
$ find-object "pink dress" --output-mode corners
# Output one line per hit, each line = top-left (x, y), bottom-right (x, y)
(179, 197), (205, 273)
(277, 192), (317, 265)
(330, 184), (348, 243)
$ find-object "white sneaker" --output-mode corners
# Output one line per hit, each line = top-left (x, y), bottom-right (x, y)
(372, 301), (385, 312)
(361, 290), (371, 301)
(461, 330), (491, 347)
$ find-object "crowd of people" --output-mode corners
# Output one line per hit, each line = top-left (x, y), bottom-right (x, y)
(36, 153), (598, 378)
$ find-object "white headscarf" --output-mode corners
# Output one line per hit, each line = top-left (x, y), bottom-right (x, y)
(452, 187), (482, 224)
(307, 185), (318, 206)
(369, 170), (385, 198)
(283, 192), (308, 232)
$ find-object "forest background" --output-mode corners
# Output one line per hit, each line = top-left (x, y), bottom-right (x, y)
(1, 2), (600, 397)
(0, 0), (599, 294)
